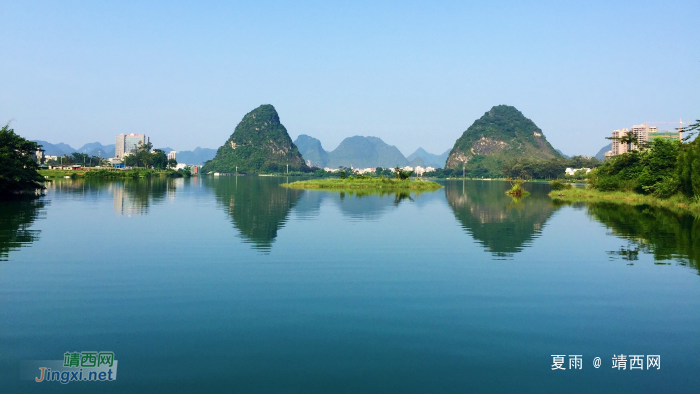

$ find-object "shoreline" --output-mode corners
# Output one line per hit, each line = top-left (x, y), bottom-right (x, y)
(282, 178), (443, 190)
(550, 188), (700, 214)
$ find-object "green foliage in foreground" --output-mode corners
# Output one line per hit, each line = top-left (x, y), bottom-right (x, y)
(282, 178), (442, 190)
(549, 180), (573, 191)
(0, 125), (45, 195)
(505, 177), (530, 198)
(588, 136), (700, 199)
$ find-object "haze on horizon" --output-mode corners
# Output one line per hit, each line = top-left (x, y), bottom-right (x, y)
(1, 0), (698, 157)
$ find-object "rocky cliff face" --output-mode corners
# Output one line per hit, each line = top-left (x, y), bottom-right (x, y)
(446, 105), (560, 173)
(202, 105), (308, 174)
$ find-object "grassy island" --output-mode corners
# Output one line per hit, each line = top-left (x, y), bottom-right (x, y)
(550, 188), (700, 213)
(282, 178), (442, 191)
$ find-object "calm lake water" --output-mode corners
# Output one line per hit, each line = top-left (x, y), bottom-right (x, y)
(1, 177), (699, 393)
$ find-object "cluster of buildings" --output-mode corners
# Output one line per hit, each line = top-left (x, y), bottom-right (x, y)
(322, 165), (436, 176)
(605, 123), (681, 158)
(43, 133), (198, 173)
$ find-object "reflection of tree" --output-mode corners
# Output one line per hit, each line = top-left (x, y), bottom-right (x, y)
(207, 177), (302, 250)
(584, 202), (700, 272)
(0, 197), (46, 261)
(45, 178), (177, 216)
(446, 180), (558, 257)
(115, 179), (172, 215)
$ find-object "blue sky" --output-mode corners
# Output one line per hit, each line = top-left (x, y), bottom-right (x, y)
(1, 0), (698, 156)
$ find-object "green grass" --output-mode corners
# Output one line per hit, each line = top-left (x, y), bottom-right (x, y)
(282, 178), (443, 190)
(550, 188), (700, 213)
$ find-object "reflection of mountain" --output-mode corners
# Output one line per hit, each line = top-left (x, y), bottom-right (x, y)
(293, 189), (440, 221)
(583, 202), (700, 272)
(207, 177), (302, 250)
(446, 180), (557, 257)
(0, 197), (46, 261)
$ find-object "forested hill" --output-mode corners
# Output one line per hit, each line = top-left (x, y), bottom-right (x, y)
(445, 105), (561, 176)
(202, 105), (309, 174)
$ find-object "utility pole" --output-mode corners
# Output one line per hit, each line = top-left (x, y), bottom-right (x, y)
(287, 164), (289, 174)
(463, 166), (465, 179)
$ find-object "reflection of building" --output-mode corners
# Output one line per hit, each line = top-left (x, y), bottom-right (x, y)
(115, 133), (149, 159)
(168, 151), (176, 161)
(113, 184), (144, 216)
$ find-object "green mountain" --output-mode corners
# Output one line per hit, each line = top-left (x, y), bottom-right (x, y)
(325, 136), (409, 169)
(294, 134), (329, 167)
(445, 105), (561, 175)
(202, 105), (309, 174)
(406, 147), (450, 168)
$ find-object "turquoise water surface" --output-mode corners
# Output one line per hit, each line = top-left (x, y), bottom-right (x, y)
(1, 177), (699, 393)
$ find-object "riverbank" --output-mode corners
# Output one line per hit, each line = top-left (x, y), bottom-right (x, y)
(550, 188), (700, 213)
(282, 178), (443, 190)
(39, 169), (191, 179)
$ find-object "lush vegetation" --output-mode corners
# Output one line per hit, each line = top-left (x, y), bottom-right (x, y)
(505, 177), (530, 198)
(0, 125), (45, 195)
(445, 105), (561, 175)
(423, 155), (601, 180)
(122, 141), (177, 169)
(549, 179), (573, 191)
(587, 136), (699, 199)
(40, 168), (191, 179)
(202, 105), (310, 174)
(282, 178), (442, 190)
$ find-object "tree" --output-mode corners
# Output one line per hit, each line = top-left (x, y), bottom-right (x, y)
(167, 158), (177, 169)
(394, 166), (413, 180)
(0, 125), (45, 195)
(124, 141), (155, 168)
(607, 131), (639, 152)
(151, 149), (168, 170)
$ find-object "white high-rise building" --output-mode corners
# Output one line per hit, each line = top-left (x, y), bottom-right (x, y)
(607, 124), (659, 157)
(115, 133), (149, 159)
(168, 151), (176, 161)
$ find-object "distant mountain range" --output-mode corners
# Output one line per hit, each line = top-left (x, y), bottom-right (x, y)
(33, 140), (216, 165)
(33, 140), (116, 158)
(406, 147), (449, 168)
(594, 143), (611, 161)
(294, 135), (447, 169)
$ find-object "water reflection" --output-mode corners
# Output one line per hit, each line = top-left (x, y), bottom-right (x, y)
(46, 178), (178, 216)
(114, 179), (175, 216)
(294, 189), (439, 221)
(0, 197), (46, 261)
(445, 180), (558, 258)
(580, 202), (700, 273)
(206, 176), (302, 251)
